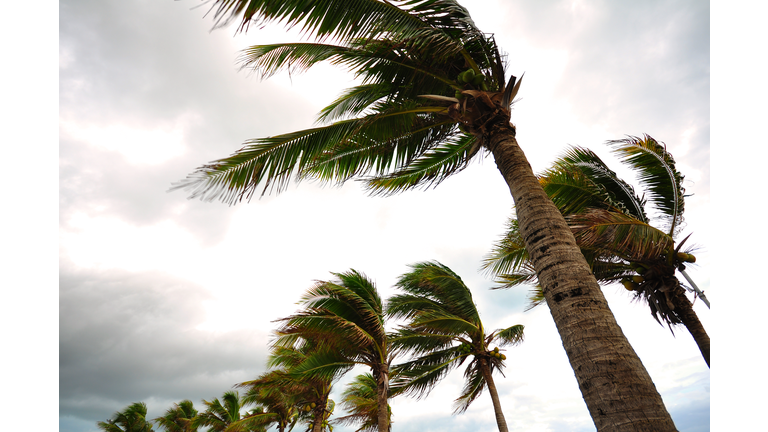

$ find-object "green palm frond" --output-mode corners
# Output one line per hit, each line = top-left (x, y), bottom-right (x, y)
(388, 327), (456, 356)
(480, 217), (529, 278)
(541, 146), (647, 221)
(390, 344), (468, 399)
(154, 400), (198, 432)
(205, 0), (427, 39)
(608, 135), (685, 236)
(453, 360), (484, 414)
(567, 209), (674, 262)
(493, 324), (525, 347)
(335, 373), (390, 432)
(393, 261), (481, 322)
(364, 132), (478, 195)
(98, 402), (154, 432)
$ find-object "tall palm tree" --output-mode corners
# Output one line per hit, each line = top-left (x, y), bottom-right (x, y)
(334, 373), (391, 432)
(97, 402), (154, 432)
(386, 261), (524, 432)
(154, 400), (198, 432)
(173, 2), (677, 429)
(483, 135), (710, 366)
(274, 270), (391, 432)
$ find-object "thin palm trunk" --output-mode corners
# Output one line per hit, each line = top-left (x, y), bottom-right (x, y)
(478, 358), (509, 432)
(671, 288), (710, 367)
(311, 391), (328, 432)
(486, 125), (677, 431)
(375, 365), (390, 432)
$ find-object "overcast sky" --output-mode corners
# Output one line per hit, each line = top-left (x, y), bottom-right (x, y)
(51, 0), (720, 431)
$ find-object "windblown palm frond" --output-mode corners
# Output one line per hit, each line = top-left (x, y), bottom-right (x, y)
(607, 134), (686, 236)
(334, 373), (392, 432)
(97, 402), (154, 432)
(154, 400), (198, 432)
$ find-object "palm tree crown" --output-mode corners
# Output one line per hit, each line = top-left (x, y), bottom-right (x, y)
(483, 135), (709, 366)
(387, 261), (524, 432)
(173, 0), (521, 202)
(97, 402), (154, 432)
(154, 400), (198, 432)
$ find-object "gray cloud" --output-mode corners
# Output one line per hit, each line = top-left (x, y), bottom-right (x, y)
(60, 262), (270, 429)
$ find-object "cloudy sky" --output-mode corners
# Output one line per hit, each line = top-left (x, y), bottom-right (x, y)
(50, 0), (722, 431)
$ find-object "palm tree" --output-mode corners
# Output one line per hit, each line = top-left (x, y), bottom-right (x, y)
(233, 371), (299, 432)
(274, 270), (391, 432)
(483, 135), (710, 366)
(195, 391), (248, 432)
(154, 400), (198, 432)
(173, 2), (677, 429)
(97, 402), (154, 432)
(334, 373), (391, 432)
(386, 261), (523, 432)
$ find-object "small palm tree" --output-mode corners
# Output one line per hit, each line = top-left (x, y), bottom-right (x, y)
(483, 135), (710, 366)
(386, 261), (523, 432)
(334, 373), (391, 432)
(274, 270), (391, 432)
(195, 391), (247, 432)
(97, 402), (154, 432)
(233, 371), (298, 432)
(154, 400), (198, 432)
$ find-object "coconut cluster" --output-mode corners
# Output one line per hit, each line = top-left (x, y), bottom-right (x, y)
(455, 68), (489, 99)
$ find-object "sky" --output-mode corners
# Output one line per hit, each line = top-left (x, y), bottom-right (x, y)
(29, 0), (733, 430)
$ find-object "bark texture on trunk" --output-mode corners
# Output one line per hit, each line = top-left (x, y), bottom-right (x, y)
(671, 288), (710, 367)
(375, 365), (390, 432)
(486, 124), (678, 431)
(479, 359), (509, 432)
(311, 391), (329, 432)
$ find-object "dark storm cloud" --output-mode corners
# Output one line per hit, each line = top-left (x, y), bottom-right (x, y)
(59, 263), (270, 429)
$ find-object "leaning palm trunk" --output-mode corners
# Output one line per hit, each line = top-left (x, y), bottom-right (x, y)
(670, 287), (710, 366)
(478, 359), (509, 432)
(486, 125), (676, 431)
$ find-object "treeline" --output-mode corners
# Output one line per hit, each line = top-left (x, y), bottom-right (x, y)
(99, 136), (708, 432)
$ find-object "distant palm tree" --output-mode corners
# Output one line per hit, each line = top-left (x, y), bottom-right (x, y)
(387, 261), (524, 432)
(232, 370), (298, 432)
(195, 391), (247, 432)
(274, 270), (391, 432)
(483, 135), (709, 366)
(334, 373), (391, 432)
(153, 400), (198, 432)
(97, 402), (154, 432)
(174, 1), (678, 429)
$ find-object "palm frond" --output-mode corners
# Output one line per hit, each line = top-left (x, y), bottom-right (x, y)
(453, 361), (484, 414)
(608, 135), (685, 236)
(567, 209), (674, 262)
(493, 324), (525, 347)
(364, 132), (478, 195)
(542, 146), (647, 221)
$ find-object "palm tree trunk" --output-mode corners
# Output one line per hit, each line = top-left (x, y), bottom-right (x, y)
(375, 365), (390, 432)
(486, 124), (677, 431)
(479, 358), (509, 432)
(311, 394), (327, 432)
(671, 287), (710, 367)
